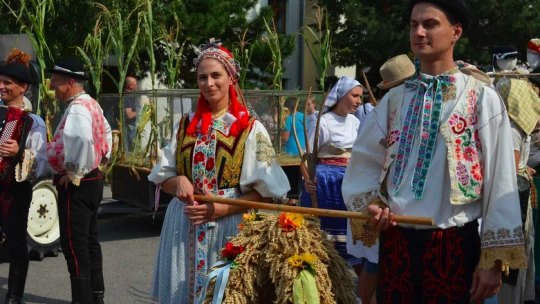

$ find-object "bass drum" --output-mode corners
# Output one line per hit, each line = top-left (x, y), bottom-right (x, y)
(27, 176), (61, 261)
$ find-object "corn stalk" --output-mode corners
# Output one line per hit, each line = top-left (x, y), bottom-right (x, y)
(158, 14), (188, 89)
(95, 2), (143, 166)
(76, 16), (107, 99)
(232, 29), (253, 89)
(131, 0), (159, 169)
(1, 0), (56, 139)
(263, 18), (283, 91)
(300, 5), (332, 91)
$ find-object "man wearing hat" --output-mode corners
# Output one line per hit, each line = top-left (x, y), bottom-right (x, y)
(47, 58), (111, 304)
(343, 0), (526, 302)
(0, 49), (47, 304)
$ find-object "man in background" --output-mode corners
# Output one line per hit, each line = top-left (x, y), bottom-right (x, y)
(123, 76), (138, 151)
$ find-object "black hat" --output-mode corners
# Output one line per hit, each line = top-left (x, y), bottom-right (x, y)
(492, 45), (519, 60)
(530, 67), (540, 86)
(409, 0), (471, 30)
(47, 58), (89, 80)
(0, 62), (32, 85)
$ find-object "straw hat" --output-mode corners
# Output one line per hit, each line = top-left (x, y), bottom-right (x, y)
(377, 55), (415, 90)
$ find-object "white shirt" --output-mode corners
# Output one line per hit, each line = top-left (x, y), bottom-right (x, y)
(15, 113), (48, 182)
(308, 112), (360, 151)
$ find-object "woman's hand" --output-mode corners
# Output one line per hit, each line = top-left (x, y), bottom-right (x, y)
(184, 189), (228, 225)
(175, 175), (196, 205)
(304, 178), (317, 194)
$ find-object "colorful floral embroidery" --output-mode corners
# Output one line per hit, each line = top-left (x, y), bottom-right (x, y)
(394, 73), (456, 199)
(447, 88), (483, 199)
(481, 226), (525, 248)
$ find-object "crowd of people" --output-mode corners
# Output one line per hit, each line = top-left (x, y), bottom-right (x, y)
(0, 0), (540, 303)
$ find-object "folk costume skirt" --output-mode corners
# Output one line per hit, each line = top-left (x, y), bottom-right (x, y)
(377, 220), (480, 304)
(300, 163), (363, 265)
(150, 191), (242, 304)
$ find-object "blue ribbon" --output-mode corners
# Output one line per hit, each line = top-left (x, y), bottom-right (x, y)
(197, 260), (232, 304)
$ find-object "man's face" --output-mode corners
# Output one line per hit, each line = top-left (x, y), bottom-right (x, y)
(0, 75), (26, 103)
(50, 74), (72, 101)
(410, 3), (462, 61)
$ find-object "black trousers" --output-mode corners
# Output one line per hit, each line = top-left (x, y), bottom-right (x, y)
(56, 168), (104, 279)
(0, 179), (32, 261)
(377, 220), (481, 304)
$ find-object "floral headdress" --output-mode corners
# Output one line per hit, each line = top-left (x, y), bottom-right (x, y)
(187, 38), (249, 136)
(193, 38), (241, 81)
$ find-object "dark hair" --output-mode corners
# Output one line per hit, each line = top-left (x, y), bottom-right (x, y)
(283, 97), (298, 112)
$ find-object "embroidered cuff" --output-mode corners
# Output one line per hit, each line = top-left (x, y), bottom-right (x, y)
(67, 172), (82, 186)
(15, 150), (37, 182)
(350, 218), (379, 248)
(477, 246), (527, 275)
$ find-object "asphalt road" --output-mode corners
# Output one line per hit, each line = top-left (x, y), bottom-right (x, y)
(0, 185), (165, 304)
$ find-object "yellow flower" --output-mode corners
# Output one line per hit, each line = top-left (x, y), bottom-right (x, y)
(288, 254), (305, 268)
(289, 213), (304, 228)
(300, 253), (317, 264)
(242, 213), (257, 222)
(288, 253), (317, 270)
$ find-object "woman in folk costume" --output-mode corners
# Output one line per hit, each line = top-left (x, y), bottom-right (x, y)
(148, 39), (290, 304)
(302, 76), (363, 264)
(495, 78), (540, 303)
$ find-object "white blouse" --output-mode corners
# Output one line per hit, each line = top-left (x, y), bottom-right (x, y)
(15, 113), (48, 182)
(308, 112), (360, 151)
(148, 113), (290, 199)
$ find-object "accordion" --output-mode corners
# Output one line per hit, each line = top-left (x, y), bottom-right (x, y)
(0, 106), (33, 180)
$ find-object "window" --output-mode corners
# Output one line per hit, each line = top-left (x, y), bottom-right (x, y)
(270, 0), (287, 34)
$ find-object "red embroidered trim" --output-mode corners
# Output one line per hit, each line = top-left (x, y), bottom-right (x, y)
(317, 158), (350, 166)
(379, 228), (414, 303)
(422, 228), (466, 300)
(67, 187), (80, 277)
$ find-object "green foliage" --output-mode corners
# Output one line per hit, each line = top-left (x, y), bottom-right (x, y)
(301, 5), (332, 91)
(318, 0), (540, 94)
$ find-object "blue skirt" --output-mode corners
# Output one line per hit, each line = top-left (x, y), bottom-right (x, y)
(300, 163), (362, 265)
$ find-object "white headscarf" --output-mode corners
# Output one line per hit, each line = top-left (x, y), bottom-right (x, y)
(324, 76), (363, 112)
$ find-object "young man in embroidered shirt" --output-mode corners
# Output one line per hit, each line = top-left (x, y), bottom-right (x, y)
(0, 50), (47, 304)
(47, 58), (112, 304)
(342, 0), (526, 303)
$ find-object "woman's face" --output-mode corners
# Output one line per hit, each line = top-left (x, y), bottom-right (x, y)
(338, 86), (363, 113)
(197, 58), (232, 105)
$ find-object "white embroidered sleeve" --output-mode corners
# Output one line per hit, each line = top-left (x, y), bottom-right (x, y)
(307, 115), (328, 151)
(148, 121), (180, 185)
(15, 114), (47, 182)
(62, 105), (95, 186)
(342, 95), (389, 213)
(342, 96), (389, 247)
(477, 87), (526, 272)
(240, 121), (290, 199)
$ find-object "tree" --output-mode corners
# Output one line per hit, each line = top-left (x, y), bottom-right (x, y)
(318, 0), (540, 95)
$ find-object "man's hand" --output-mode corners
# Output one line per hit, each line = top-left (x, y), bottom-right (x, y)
(367, 205), (397, 231)
(0, 139), (19, 158)
(470, 262), (502, 301)
(58, 175), (71, 189)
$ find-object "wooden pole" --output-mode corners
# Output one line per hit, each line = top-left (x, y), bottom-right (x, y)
(194, 195), (435, 226)
(490, 73), (540, 77)
(361, 70), (378, 105)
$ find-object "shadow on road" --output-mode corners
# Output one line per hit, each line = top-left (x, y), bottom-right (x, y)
(97, 212), (165, 243)
(0, 277), (70, 304)
(128, 286), (154, 303)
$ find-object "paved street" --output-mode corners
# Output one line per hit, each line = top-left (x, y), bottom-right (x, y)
(0, 185), (165, 304)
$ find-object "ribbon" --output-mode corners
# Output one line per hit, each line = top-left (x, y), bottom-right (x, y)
(197, 260), (233, 304)
(292, 270), (320, 304)
(393, 72), (455, 199)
